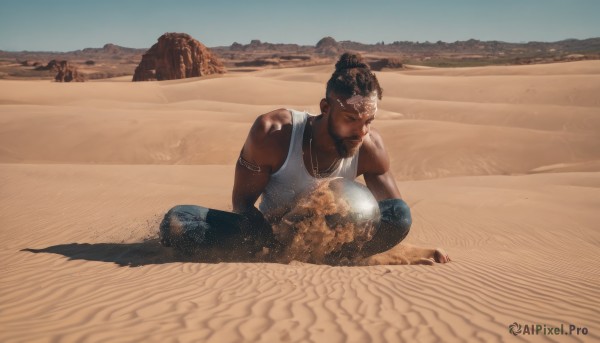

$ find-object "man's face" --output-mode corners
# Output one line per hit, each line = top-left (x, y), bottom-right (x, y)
(325, 93), (377, 158)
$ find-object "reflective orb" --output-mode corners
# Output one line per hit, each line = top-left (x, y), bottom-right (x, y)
(326, 177), (381, 231)
(274, 177), (380, 263)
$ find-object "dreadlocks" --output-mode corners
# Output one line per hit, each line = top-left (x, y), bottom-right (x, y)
(326, 52), (383, 100)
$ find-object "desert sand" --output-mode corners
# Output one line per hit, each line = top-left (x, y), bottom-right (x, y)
(1, 61), (599, 342)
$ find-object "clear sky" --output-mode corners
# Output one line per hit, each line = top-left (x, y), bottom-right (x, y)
(1, 0), (599, 52)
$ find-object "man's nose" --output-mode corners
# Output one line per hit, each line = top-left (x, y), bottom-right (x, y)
(356, 123), (369, 138)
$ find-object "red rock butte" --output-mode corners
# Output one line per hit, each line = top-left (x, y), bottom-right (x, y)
(132, 32), (226, 82)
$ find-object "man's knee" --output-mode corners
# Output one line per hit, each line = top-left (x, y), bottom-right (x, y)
(159, 205), (210, 250)
(378, 198), (412, 244)
(359, 198), (412, 256)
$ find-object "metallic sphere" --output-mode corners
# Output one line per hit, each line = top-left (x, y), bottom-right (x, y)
(273, 177), (381, 263)
(325, 178), (381, 233)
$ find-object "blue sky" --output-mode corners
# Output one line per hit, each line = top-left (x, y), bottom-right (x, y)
(1, 0), (599, 51)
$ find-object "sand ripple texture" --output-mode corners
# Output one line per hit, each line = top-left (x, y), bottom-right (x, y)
(1, 61), (600, 342)
(1, 165), (598, 343)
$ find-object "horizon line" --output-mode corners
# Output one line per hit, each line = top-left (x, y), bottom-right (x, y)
(2, 36), (599, 54)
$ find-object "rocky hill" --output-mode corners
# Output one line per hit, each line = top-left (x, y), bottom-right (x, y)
(1, 36), (599, 80)
(133, 33), (225, 81)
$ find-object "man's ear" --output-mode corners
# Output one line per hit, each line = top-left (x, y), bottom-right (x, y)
(320, 98), (330, 115)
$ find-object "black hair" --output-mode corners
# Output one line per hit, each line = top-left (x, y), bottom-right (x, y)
(326, 52), (383, 100)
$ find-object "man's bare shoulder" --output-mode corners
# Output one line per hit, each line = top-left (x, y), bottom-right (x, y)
(244, 109), (293, 169)
(358, 128), (390, 176)
(249, 108), (292, 144)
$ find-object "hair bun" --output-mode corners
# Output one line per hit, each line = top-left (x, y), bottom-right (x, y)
(335, 52), (369, 72)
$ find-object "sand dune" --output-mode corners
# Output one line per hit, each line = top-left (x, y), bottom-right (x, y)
(1, 61), (599, 342)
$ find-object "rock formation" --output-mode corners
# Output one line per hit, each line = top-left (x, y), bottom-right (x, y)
(369, 58), (404, 71)
(54, 60), (84, 82)
(234, 59), (279, 67)
(226, 40), (302, 53)
(316, 36), (343, 56)
(20, 60), (42, 67)
(34, 59), (84, 82)
(133, 33), (226, 81)
(34, 60), (59, 71)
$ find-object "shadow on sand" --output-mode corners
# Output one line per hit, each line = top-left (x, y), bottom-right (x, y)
(22, 239), (265, 267)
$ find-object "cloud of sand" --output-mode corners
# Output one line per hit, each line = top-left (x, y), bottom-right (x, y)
(273, 179), (378, 264)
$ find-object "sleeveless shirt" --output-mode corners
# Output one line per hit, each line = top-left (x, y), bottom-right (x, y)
(258, 109), (359, 222)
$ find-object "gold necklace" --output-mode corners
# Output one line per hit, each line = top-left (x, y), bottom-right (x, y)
(309, 117), (340, 178)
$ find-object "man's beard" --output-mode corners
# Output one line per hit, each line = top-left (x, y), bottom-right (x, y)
(327, 115), (362, 158)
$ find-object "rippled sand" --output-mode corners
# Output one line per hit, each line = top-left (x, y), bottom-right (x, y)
(1, 61), (599, 342)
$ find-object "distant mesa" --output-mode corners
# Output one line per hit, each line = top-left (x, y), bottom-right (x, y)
(101, 43), (121, 54)
(249, 39), (262, 47)
(227, 39), (301, 52)
(369, 57), (404, 71)
(230, 42), (244, 51)
(34, 59), (84, 82)
(78, 44), (146, 57)
(133, 32), (226, 81)
(316, 36), (343, 56)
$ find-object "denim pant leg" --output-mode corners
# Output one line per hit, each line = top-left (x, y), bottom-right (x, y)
(160, 205), (247, 252)
(361, 198), (412, 256)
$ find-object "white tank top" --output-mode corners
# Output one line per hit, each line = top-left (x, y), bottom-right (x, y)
(258, 109), (359, 222)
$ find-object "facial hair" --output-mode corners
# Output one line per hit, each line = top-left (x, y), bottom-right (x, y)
(327, 115), (361, 158)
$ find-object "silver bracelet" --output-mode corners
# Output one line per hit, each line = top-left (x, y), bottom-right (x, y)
(238, 155), (262, 173)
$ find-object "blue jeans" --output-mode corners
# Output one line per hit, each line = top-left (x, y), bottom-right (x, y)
(360, 198), (411, 255)
(160, 198), (411, 256)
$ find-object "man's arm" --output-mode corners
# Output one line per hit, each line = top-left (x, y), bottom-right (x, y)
(359, 129), (411, 255)
(359, 130), (451, 263)
(358, 129), (402, 200)
(231, 109), (291, 252)
(232, 157), (271, 214)
(232, 108), (290, 213)
(233, 116), (273, 213)
(364, 171), (401, 201)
